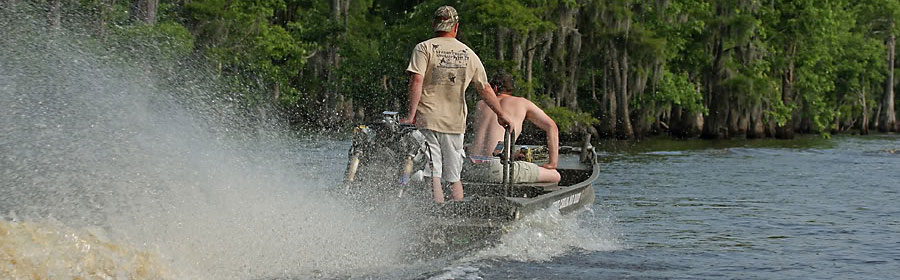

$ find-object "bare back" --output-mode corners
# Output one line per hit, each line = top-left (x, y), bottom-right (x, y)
(470, 96), (538, 156)
(470, 93), (561, 182)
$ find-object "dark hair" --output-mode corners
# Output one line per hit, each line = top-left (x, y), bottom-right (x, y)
(491, 72), (515, 93)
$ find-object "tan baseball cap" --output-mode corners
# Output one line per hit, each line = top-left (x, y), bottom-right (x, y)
(433, 6), (459, 32)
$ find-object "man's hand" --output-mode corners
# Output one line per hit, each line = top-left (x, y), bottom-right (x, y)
(400, 116), (416, 124)
(541, 162), (557, 170)
(496, 113), (512, 127)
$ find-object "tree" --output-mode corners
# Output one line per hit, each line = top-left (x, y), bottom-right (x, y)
(26, 0), (899, 138)
(857, 0), (900, 132)
(131, 0), (157, 25)
(701, 0), (769, 139)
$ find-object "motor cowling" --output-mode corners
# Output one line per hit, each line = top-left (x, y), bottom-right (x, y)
(345, 111), (427, 192)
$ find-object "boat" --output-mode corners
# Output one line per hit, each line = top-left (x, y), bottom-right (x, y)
(341, 112), (599, 255)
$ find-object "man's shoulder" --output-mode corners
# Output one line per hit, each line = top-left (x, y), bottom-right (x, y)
(430, 37), (473, 51)
(501, 95), (535, 106)
(415, 38), (471, 52)
(454, 39), (474, 50)
(413, 40), (430, 50)
(420, 37), (441, 44)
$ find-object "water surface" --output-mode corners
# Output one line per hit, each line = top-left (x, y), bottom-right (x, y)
(467, 135), (900, 279)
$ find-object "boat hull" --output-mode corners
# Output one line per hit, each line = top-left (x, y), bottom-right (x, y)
(340, 120), (599, 255)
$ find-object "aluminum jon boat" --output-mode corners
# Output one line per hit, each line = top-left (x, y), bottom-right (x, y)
(341, 112), (599, 254)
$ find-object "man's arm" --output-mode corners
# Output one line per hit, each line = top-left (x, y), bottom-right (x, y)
(402, 72), (424, 123)
(476, 83), (511, 127)
(469, 101), (492, 156)
(525, 102), (559, 169)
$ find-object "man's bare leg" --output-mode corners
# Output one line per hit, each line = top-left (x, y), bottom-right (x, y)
(536, 168), (561, 183)
(432, 176), (444, 203)
(449, 181), (464, 201)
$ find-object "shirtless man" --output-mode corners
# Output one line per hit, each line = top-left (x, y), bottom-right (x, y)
(466, 73), (560, 183)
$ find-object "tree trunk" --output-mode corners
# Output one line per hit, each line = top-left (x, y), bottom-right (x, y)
(765, 104), (777, 137)
(831, 113), (840, 135)
(733, 103), (748, 137)
(799, 102), (812, 133)
(49, 0), (61, 30)
(330, 0), (340, 21)
(748, 102), (765, 138)
(597, 45), (616, 138)
(550, 5), (578, 107)
(591, 71), (597, 103)
(605, 80), (617, 138)
(273, 82), (280, 101)
(98, 0), (116, 40)
(538, 31), (553, 68)
(342, 0), (351, 26)
(616, 45), (634, 139)
(670, 106), (703, 139)
(341, 95), (354, 122)
(607, 42), (621, 138)
(565, 30), (581, 110)
(881, 32), (897, 132)
(131, 0), (157, 25)
(776, 46), (797, 139)
(551, 27), (565, 107)
(861, 89), (870, 135)
(670, 106), (685, 137)
(496, 27), (508, 61)
(525, 31), (537, 99)
(703, 36), (729, 139)
(512, 31), (526, 72)
(322, 0), (348, 123)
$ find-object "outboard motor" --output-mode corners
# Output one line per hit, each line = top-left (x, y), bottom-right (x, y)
(343, 111), (426, 196)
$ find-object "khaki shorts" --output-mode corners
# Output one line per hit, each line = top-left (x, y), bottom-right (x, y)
(421, 129), (465, 183)
(461, 157), (539, 183)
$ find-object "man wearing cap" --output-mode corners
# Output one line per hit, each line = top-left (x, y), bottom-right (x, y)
(403, 5), (510, 203)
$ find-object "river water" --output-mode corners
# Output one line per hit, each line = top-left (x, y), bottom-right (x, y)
(4, 8), (900, 280)
(467, 136), (900, 280)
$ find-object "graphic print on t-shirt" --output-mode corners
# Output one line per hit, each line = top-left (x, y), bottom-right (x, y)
(432, 45), (469, 86)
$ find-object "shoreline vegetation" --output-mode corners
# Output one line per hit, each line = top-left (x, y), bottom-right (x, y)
(5, 0), (898, 141)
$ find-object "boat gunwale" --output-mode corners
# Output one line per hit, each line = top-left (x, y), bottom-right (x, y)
(433, 147), (600, 220)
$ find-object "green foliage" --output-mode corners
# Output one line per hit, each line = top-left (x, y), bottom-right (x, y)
(40, 0), (899, 137)
(643, 71), (707, 115)
(111, 22), (195, 61)
(542, 106), (599, 133)
(180, 0), (312, 108)
(767, 99), (794, 127)
(465, 0), (554, 34)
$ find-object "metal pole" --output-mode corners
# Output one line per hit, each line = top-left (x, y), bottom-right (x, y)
(502, 125), (510, 185)
(501, 125), (514, 198)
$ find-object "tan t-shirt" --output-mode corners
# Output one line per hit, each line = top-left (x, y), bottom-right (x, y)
(406, 37), (488, 134)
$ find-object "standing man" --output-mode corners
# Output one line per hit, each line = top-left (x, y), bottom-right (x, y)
(466, 73), (561, 183)
(403, 6), (510, 203)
